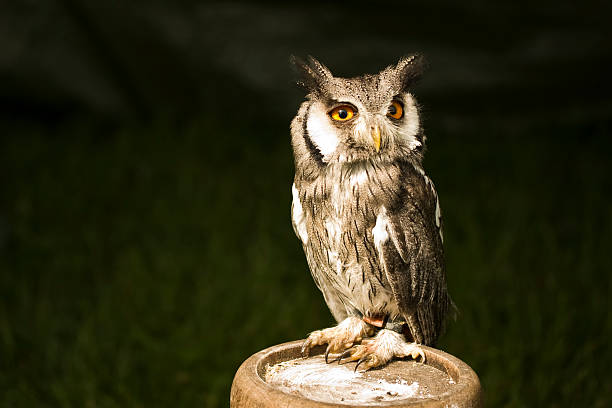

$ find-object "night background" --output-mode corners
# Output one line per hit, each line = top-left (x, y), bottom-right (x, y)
(1, 0), (611, 406)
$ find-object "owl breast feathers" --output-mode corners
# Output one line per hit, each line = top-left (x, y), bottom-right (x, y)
(290, 56), (451, 347)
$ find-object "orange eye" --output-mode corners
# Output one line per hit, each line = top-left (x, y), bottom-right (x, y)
(387, 100), (403, 119)
(330, 105), (355, 121)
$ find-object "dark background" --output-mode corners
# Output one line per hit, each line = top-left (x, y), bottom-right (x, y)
(1, 0), (611, 406)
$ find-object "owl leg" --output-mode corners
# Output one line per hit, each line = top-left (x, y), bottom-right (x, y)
(338, 329), (425, 372)
(301, 316), (375, 362)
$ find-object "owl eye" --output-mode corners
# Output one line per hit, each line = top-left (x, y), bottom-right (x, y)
(387, 100), (404, 119)
(329, 105), (355, 121)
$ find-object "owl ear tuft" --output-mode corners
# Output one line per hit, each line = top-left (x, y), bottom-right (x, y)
(395, 54), (427, 90)
(290, 55), (333, 94)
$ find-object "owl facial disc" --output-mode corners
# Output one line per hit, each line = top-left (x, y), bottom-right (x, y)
(292, 55), (426, 165)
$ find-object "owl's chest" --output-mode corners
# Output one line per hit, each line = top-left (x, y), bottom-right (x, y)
(309, 170), (376, 239)
(296, 163), (400, 246)
(306, 165), (398, 228)
(302, 169), (399, 302)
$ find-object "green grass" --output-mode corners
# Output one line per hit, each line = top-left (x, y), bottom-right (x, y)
(0, 113), (610, 406)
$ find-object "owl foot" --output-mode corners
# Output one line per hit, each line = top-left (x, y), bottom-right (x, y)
(338, 329), (425, 372)
(301, 316), (375, 361)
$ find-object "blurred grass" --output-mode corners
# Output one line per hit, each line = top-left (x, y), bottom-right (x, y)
(0, 111), (611, 407)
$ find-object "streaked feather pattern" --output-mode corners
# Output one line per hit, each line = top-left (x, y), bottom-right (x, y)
(290, 56), (451, 346)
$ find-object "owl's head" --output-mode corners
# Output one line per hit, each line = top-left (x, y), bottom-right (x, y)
(291, 55), (426, 170)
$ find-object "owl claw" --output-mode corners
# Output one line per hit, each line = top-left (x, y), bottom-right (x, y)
(324, 344), (345, 363)
(344, 329), (426, 371)
(301, 316), (374, 361)
(338, 343), (369, 365)
(354, 357), (366, 372)
(301, 338), (313, 357)
(353, 355), (379, 372)
(337, 349), (353, 365)
(324, 345), (336, 364)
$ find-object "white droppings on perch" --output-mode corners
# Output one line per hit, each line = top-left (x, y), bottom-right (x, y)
(265, 355), (433, 404)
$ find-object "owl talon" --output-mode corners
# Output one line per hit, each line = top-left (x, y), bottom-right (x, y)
(354, 356), (374, 372)
(301, 316), (373, 361)
(410, 346), (426, 363)
(324, 345), (335, 364)
(301, 339), (313, 357)
(343, 329), (425, 371)
(354, 357), (364, 372)
(337, 349), (353, 365)
(338, 343), (369, 365)
(324, 344), (345, 363)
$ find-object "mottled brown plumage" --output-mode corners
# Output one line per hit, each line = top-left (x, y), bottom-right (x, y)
(290, 56), (451, 370)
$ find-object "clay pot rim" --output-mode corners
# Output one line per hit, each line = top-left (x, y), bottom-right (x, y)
(233, 339), (481, 407)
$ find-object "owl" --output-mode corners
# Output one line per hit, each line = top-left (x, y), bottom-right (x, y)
(290, 55), (451, 371)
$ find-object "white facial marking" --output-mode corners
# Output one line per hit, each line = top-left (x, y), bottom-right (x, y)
(353, 119), (371, 147)
(306, 103), (339, 160)
(397, 94), (421, 150)
(291, 183), (308, 243)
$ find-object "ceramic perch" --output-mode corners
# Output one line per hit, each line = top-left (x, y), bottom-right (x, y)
(230, 340), (483, 407)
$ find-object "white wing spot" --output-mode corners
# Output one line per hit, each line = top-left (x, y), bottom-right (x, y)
(414, 164), (426, 177)
(372, 207), (390, 265)
(292, 184), (308, 244)
(324, 217), (344, 275)
(422, 174), (444, 243)
(418, 170), (444, 243)
(435, 198), (441, 228)
(349, 168), (368, 187)
(325, 218), (341, 243)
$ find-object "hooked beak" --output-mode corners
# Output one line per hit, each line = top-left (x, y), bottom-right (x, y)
(371, 126), (381, 152)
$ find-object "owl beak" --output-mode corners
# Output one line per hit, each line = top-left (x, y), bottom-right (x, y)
(372, 126), (381, 152)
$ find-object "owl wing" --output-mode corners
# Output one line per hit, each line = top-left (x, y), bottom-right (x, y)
(374, 163), (448, 345)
